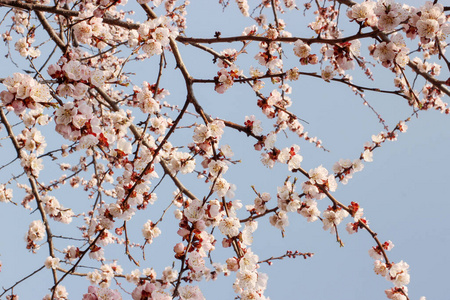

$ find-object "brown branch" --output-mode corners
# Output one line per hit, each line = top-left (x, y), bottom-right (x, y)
(0, 265), (46, 298)
(177, 30), (380, 46)
(0, 108), (58, 285)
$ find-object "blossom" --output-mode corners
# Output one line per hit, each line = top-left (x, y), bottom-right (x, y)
(50, 285), (68, 300)
(44, 256), (60, 269)
(321, 66), (335, 82)
(269, 211), (289, 230)
(213, 177), (231, 197)
(239, 248), (259, 272)
(0, 184), (13, 203)
(209, 120), (225, 139)
(389, 261), (410, 287)
(236, 270), (258, 290)
(162, 266), (178, 283)
(298, 199), (320, 222)
(374, 260), (389, 277)
(187, 251), (206, 272)
(244, 115), (263, 136)
(362, 149), (373, 162)
(193, 124), (210, 143)
(219, 217), (241, 237)
(293, 40), (311, 58)
(236, 0), (249, 17)
(208, 160), (228, 177)
(178, 285), (205, 300)
(322, 208), (349, 233)
(90, 70), (107, 87)
(126, 269), (141, 284)
(82, 286), (122, 300)
(184, 199), (205, 222)
(142, 220), (161, 243)
(349, 1), (376, 23)
(283, 0), (296, 10)
(308, 165), (328, 185)
(27, 220), (45, 242)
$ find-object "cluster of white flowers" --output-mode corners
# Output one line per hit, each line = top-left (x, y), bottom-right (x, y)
(132, 81), (168, 114)
(20, 150), (44, 177)
(246, 192), (270, 215)
(17, 128), (47, 155)
(43, 285), (68, 300)
(63, 245), (80, 261)
(348, 0), (409, 31)
(241, 220), (258, 246)
(236, 0), (249, 17)
(25, 220), (46, 251)
(192, 120), (225, 144)
(48, 56), (107, 99)
(254, 41), (284, 72)
(215, 65), (243, 94)
(413, 2), (448, 41)
(277, 180), (301, 213)
(0, 184), (13, 203)
(269, 210), (289, 231)
(131, 281), (171, 300)
(232, 249), (268, 299)
(178, 285), (206, 300)
(0, 73), (51, 115)
(333, 158), (365, 184)
(82, 285), (123, 300)
(14, 37), (40, 58)
(142, 220), (161, 244)
(374, 258), (411, 298)
(369, 240), (395, 260)
(41, 195), (74, 224)
(54, 101), (101, 143)
(167, 151), (196, 174)
(302, 165), (337, 200)
(370, 33), (409, 68)
(283, 0), (296, 10)
(293, 40), (311, 59)
(128, 16), (178, 56)
(322, 207), (349, 233)
(73, 18), (106, 49)
(44, 256), (60, 269)
(218, 216), (241, 237)
(298, 199), (320, 222)
(87, 262), (123, 288)
(321, 65), (336, 82)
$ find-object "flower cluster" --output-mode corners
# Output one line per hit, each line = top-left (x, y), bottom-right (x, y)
(322, 206), (349, 233)
(82, 286), (122, 300)
(87, 263), (123, 288)
(41, 195), (74, 224)
(142, 220), (161, 244)
(302, 165), (337, 200)
(131, 81), (169, 115)
(128, 16), (178, 56)
(15, 36), (41, 58)
(25, 220), (46, 251)
(16, 128), (47, 155)
(333, 158), (365, 184)
(48, 53), (107, 100)
(232, 249), (268, 300)
(0, 184), (13, 203)
(293, 40), (317, 65)
(0, 73), (51, 115)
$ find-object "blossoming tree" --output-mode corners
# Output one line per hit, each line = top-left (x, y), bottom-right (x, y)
(0, 0), (448, 299)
